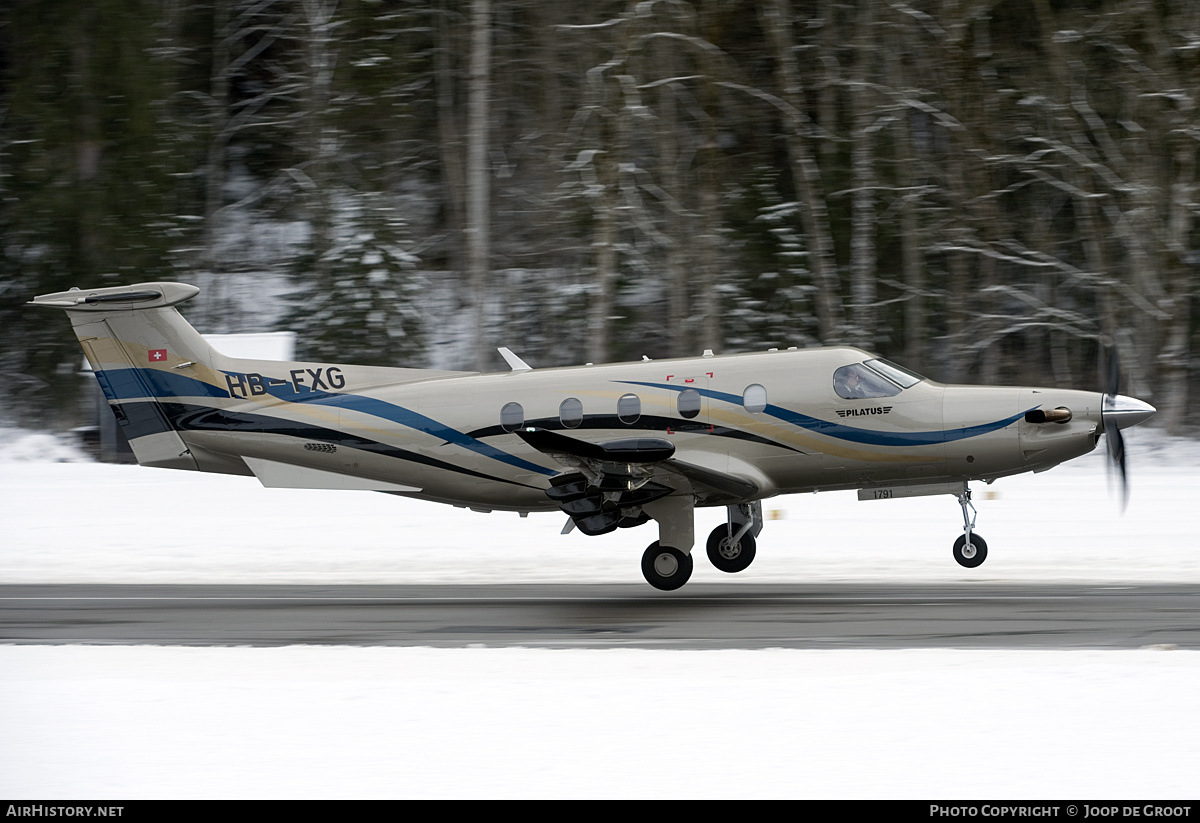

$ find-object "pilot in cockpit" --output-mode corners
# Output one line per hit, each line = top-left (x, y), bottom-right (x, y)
(834, 365), (871, 399)
(839, 368), (867, 398)
(833, 362), (905, 400)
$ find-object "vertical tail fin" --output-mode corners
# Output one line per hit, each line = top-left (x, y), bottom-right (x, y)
(30, 282), (220, 469)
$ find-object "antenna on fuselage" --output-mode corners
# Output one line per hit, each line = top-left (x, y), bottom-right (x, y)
(497, 347), (532, 372)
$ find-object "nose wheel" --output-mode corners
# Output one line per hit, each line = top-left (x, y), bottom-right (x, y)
(706, 524), (757, 573)
(952, 532), (988, 568)
(953, 485), (989, 568)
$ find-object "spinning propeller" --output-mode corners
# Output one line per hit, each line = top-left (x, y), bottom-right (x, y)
(1100, 344), (1156, 510)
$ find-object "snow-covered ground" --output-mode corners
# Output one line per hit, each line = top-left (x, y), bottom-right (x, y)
(2, 427), (1199, 798)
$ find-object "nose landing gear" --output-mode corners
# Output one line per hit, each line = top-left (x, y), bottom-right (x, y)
(705, 502), (762, 574)
(953, 484), (988, 568)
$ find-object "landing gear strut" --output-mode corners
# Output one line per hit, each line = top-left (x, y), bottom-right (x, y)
(640, 497), (696, 590)
(638, 499), (765, 589)
(953, 484), (988, 568)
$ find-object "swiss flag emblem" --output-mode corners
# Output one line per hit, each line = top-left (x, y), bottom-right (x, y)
(148, 349), (167, 363)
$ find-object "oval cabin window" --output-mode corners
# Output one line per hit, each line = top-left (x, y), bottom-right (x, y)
(743, 384), (767, 414)
(677, 388), (701, 419)
(559, 397), (583, 428)
(617, 393), (641, 425)
(500, 401), (524, 432)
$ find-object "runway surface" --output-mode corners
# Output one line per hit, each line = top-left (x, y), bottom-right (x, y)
(2, 583), (1197, 649)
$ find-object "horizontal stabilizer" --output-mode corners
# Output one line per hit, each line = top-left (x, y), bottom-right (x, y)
(243, 457), (422, 493)
(30, 282), (201, 311)
(516, 428), (675, 464)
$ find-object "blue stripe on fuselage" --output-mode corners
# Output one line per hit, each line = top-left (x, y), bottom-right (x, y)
(94, 368), (231, 403)
(92, 366), (554, 476)
(260, 382), (555, 476)
(618, 381), (1026, 448)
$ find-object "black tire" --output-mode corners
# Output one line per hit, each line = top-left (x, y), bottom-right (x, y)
(641, 542), (694, 591)
(706, 525), (757, 573)
(952, 533), (988, 568)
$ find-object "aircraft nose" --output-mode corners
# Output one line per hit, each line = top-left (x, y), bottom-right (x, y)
(1103, 394), (1156, 430)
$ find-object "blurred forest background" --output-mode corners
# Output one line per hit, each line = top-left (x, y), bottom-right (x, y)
(1, 0), (1196, 433)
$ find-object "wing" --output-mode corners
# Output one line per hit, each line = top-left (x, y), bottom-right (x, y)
(516, 427), (760, 535)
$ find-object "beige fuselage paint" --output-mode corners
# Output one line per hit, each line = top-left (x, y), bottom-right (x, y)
(34, 282), (1105, 514)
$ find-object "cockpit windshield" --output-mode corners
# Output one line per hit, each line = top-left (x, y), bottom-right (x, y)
(833, 359), (925, 400)
(864, 358), (924, 389)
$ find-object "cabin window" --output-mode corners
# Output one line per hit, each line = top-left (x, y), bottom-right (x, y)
(677, 388), (701, 419)
(833, 364), (901, 400)
(500, 401), (524, 432)
(559, 397), (583, 428)
(743, 384), (767, 414)
(617, 393), (641, 425)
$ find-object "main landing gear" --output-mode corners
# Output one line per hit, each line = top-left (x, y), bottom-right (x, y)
(706, 501), (761, 574)
(641, 543), (693, 591)
(952, 484), (988, 568)
(639, 501), (763, 590)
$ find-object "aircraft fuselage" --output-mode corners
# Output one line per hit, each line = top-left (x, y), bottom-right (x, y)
(174, 347), (1102, 512)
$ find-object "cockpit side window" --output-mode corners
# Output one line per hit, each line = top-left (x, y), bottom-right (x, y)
(833, 363), (902, 400)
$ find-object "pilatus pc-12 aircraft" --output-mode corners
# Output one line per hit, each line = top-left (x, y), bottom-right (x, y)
(33, 281), (1157, 590)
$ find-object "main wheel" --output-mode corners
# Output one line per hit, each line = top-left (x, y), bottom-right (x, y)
(706, 525), (757, 573)
(952, 533), (988, 568)
(641, 542), (694, 591)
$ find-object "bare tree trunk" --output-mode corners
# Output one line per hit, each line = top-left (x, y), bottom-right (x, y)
(881, 13), (928, 371)
(586, 77), (626, 365)
(299, 0), (338, 292)
(467, 0), (492, 371)
(587, 169), (618, 365)
(760, 0), (844, 343)
(938, 2), (979, 383)
(1156, 103), (1196, 435)
(971, 9), (1001, 386)
(816, 0), (839, 161)
(582, 15), (636, 366)
(894, 100), (927, 369)
(69, 5), (102, 280)
(436, 3), (466, 283)
(848, 0), (877, 349)
(201, 0), (231, 331)
(657, 80), (690, 358)
(695, 0), (725, 354)
(696, 135), (722, 353)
